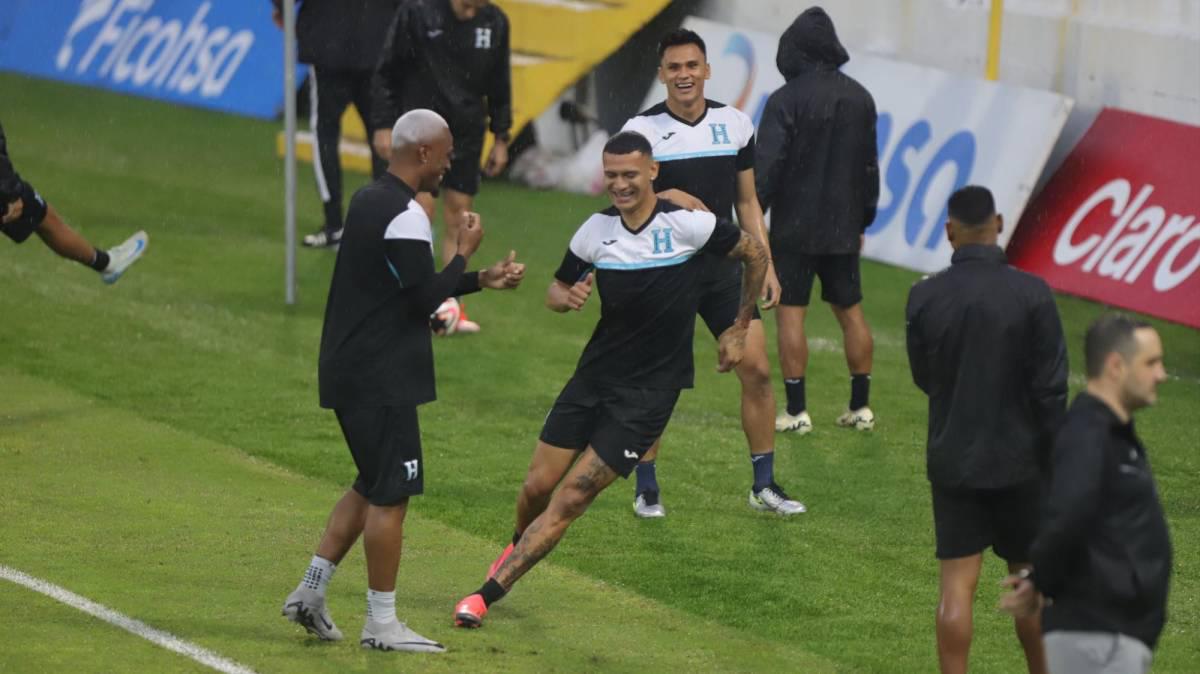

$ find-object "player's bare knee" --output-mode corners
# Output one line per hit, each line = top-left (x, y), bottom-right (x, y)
(736, 356), (771, 392)
(520, 472), (555, 504)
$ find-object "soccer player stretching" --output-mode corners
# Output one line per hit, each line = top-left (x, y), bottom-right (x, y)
(452, 131), (769, 628)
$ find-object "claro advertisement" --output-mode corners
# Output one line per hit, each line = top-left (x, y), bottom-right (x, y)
(1007, 109), (1200, 329)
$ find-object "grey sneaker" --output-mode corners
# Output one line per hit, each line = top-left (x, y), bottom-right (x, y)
(836, 406), (875, 431)
(361, 619), (446, 653)
(101, 230), (148, 284)
(749, 482), (807, 516)
(633, 490), (666, 518)
(281, 587), (343, 641)
(775, 410), (813, 434)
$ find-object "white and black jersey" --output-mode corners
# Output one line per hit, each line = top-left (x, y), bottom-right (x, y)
(621, 100), (756, 221)
(319, 173), (480, 409)
(554, 200), (742, 390)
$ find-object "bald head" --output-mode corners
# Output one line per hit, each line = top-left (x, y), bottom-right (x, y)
(386, 109), (453, 192)
(391, 109), (450, 151)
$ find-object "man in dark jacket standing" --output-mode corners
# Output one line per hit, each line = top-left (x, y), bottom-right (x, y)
(756, 7), (880, 436)
(907, 186), (1067, 674)
(371, 0), (512, 332)
(1001, 314), (1172, 674)
(271, 0), (399, 248)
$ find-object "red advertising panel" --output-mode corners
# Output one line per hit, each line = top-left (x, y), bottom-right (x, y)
(1007, 109), (1200, 328)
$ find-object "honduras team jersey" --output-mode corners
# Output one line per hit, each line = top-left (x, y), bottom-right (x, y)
(621, 99), (756, 221)
(553, 200), (741, 390)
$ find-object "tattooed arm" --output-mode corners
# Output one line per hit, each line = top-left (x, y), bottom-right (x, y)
(716, 230), (769, 372)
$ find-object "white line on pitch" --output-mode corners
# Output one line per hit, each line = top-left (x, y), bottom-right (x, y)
(0, 565), (257, 674)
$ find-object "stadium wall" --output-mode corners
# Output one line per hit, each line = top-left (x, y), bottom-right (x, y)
(695, 0), (1199, 197)
(694, 0), (1200, 127)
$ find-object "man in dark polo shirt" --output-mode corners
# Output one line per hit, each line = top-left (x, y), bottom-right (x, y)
(906, 185), (1067, 674)
(1001, 314), (1173, 674)
(279, 109), (524, 653)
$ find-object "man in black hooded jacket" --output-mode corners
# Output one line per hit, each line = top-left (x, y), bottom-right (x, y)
(271, 0), (399, 248)
(756, 7), (880, 437)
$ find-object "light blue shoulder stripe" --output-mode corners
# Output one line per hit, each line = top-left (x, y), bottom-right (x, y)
(654, 149), (739, 162)
(594, 253), (694, 270)
(386, 257), (402, 286)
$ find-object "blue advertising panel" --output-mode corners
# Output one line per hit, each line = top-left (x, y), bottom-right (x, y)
(0, 0), (299, 119)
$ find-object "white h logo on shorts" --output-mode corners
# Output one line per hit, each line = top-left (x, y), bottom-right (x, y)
(475, 27), (491, 48)
(404, 460), (419, 481)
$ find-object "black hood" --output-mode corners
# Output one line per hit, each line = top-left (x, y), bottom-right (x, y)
(776, 6), (850, 80)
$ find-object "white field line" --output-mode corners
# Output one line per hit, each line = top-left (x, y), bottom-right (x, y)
(0, 565), (257, 674)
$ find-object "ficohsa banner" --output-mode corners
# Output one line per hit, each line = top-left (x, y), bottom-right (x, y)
(1007, 109), (1200, 329)
(0, 0), (289, 119)
(641, 16), (1073, 274)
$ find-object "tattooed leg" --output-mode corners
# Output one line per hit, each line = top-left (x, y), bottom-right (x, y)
(516, 441), (580, 535)
(494, 448), (618, 589)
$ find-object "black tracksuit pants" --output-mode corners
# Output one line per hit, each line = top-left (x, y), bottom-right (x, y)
(309, 67), (387, 232)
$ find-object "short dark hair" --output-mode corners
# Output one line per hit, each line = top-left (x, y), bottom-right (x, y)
(947, 185), (996, 227)
(658, 28), (707, 60)
(603, 131), (652, 157)
(1084, 313), (1152, 378)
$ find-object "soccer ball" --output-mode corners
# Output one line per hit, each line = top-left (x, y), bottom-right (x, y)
(430, 298), (461, 335)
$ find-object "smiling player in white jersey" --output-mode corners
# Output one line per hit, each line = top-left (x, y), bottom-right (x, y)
(619, 29), (803, 518)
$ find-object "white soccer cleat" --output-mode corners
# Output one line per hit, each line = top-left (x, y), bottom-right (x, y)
(101, 230), (148, 284)
(431, 298), (462, 335)
(836, 406), (875, 431)
(302, 228), (342, 248)
(361, 620), (446, 653)
(748, 483), (807, 516)
(775, 410), (813, 434)
(281, 588), (343, 641)
(633, 490), (666, 518)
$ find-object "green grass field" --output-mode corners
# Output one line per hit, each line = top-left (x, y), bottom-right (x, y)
(1, 73), (1197, 673)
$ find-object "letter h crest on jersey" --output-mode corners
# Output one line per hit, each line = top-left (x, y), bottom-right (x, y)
(651, 227), (674, 255)
(475, 27), (492, 48)
(709, 123), (730, 145)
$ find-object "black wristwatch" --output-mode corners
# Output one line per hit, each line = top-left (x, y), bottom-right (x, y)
(494, 132), (511, 143)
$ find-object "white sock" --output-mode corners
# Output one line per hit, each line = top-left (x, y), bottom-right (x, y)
(298, 555), (336, 596)
(367, 589), (397, 625)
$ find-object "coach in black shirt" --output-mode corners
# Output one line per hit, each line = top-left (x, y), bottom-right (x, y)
(906, 185), (1067, 674)
(1002, 315), (1172, 674)
(371, 0), (512, 281)
(280, 109), (524, 653)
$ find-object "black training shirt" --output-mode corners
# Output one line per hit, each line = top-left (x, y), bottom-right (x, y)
(1031, 392), (1173, 649)
(318, 173), (480, 408)
(371, 0), (511, 136)
(905, 244), (1068, 489)
(554, 200), (742, 390)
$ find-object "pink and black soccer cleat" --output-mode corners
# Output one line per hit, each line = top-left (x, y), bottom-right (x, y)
(454, 594), (488, 628)
(487, 542), (514, 580)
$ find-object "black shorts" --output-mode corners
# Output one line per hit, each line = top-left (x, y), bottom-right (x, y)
(774, 252), (862, 307)
(931, 481), (1040, 562)
(335, 406), (424, 505)
(1, 180), (48, 244)
(437, 125), (485, 196)
(697, 259), (762, 338)
(539, 377), (680, 478)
